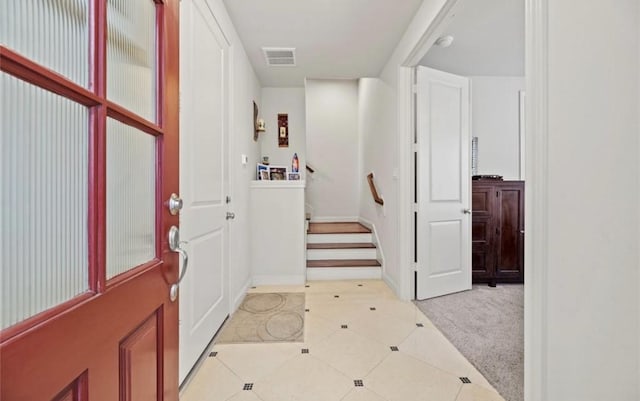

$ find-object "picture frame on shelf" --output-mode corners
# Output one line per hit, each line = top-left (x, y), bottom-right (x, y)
(256, 163), (268, 180)
(259, 170), (270, 180)
(287, 172), (300, 181)
(269, 166), (287, 180)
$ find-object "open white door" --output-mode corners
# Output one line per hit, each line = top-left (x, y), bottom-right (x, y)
(179, 0), (230, 383)
(416, 66), (471, 300)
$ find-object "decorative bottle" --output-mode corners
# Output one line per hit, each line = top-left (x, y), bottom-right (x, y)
(292, 153), (299, 172)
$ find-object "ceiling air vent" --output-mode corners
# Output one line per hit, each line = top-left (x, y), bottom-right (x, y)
(262, 47), (296, 67)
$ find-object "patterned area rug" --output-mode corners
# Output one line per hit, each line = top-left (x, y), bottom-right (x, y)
(216, 293), (305, 344)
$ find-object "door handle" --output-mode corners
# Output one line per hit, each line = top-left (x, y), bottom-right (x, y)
(463, 208), (472, 214)
(226, 212), (236, 220)
(168, 225), (188, 302)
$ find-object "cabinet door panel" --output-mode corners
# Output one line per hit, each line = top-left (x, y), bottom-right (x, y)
(471, 185), (493, 216)
(472, 217), (493, 280)
(495, 185), (524, 281)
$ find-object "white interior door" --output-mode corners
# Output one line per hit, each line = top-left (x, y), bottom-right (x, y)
(416, 66), (471, 300)
(179, 0), (230, 383)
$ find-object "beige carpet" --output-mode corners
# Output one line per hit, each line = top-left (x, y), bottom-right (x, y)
(216, 293), (305, 344)
(415, 285), (523, 401)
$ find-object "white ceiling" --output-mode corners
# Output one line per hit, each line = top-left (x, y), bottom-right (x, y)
(222, 0), (423, 87)
(420, 0), (524, 76)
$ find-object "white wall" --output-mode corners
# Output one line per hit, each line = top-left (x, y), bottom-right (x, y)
(371, 2), (640, 398)
(250, 182), (306, 285)
(205, 0), (263, 310)
(358, 77), (396, 281)
(470, 76), (524, 179)
(229, 46), (262, 310)
(305, 79), (360, 220)
(259, 88), (306, 175)
(538, 1), (640, 399)
(360, 0), (450, 297)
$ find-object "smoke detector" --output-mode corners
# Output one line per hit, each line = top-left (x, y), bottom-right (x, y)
(435, 35), (454, 48)
(262, 47), (296, 67)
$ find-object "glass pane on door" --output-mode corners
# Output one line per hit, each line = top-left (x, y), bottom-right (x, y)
(106, 118), (156, 279)
(0, 0), (90, 86)
(1, 72), (89, 330)
(107, 0), (157, 122)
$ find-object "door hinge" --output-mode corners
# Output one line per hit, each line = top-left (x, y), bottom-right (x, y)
(226, 195), (231, 204)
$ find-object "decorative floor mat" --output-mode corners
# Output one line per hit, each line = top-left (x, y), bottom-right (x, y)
(216, 292), (305, 344)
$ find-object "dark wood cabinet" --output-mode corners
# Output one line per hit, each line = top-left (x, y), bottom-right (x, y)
(472, 180), (524, 285)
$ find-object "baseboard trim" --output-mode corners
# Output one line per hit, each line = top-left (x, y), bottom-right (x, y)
(252, 274), (306, 286)
(231, 277), (252, 313)
(358, 217), (386, 274)
(382, 271), (400, 297)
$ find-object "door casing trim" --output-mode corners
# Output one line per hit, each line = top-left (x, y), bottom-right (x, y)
(395, 0), (547, 399)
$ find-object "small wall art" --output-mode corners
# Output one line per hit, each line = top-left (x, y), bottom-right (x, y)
(278, 113), (288, 148)
(253, 101), (260, 141)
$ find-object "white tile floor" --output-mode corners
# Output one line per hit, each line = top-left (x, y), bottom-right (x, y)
(180, 280), (505, 401)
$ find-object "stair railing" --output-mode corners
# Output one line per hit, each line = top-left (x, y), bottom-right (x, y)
(367, 173), (384, 206)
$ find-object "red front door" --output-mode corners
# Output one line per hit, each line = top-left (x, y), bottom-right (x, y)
(1, 1), (180, 400)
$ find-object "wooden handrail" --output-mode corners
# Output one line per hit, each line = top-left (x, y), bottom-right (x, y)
(367, 173), (384, 206)
(306, 164), (315, 174)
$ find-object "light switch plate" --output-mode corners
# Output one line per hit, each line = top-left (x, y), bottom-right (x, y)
(241, 154), (248, 165)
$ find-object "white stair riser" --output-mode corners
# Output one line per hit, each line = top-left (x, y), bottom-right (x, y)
(307, 233), (372, 244)
(306, 248), (377, 260)
(306, 267), (382, 281)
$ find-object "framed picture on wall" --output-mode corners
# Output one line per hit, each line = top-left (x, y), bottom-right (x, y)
(278, 114), (288, 147)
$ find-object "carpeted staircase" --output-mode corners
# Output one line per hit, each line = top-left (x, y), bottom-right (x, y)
(306, 222), (382, 280)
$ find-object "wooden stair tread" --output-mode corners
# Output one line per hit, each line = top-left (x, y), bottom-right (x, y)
(307, 243), (376, 249)
(307, 259), (382, 268)
(307, 222), (371, 234)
